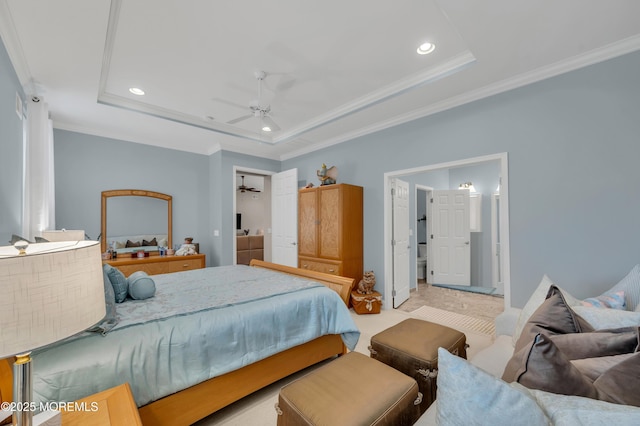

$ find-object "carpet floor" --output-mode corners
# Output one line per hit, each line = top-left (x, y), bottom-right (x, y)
(194, 308), (494, 425)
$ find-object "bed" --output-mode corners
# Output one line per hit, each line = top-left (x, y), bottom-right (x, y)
(0, 260), (359, 425)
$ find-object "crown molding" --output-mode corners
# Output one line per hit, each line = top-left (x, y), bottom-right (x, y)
(281, 35), (640, 160)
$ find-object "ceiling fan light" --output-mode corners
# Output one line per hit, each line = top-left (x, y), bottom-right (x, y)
(417, 42), (435, 55)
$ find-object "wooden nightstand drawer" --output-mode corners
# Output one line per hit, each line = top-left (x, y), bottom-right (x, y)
(60, 383), (141, 425)
(299, 258), (342, 276)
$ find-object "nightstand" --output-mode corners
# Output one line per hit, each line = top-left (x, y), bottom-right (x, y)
(60, 383), (142, 425)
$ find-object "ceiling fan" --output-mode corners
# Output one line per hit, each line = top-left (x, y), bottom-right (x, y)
(237, 176), (261, 193)
(226, 70), (281, 132)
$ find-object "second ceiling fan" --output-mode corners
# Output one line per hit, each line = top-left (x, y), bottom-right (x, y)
(227, 70), (281, 132)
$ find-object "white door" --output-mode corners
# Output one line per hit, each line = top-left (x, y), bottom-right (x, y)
(271, 168), (298, 267)
(392, 178), (410, 308)
(491, 193), (503, 292)
(431, 190), (471, 286)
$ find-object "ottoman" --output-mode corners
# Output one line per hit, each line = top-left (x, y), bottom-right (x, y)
(276, 351), (422, 426)
(368, 319), (467, 415)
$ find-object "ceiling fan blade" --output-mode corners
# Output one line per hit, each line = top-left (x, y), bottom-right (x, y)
(227, 114), (253, 125)
(210, 97), (247, 111)
(262, 115), (281, 132)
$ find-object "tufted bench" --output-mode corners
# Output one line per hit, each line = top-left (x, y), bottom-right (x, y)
(276, 351), (422, 426)
(369, 318), (467, 416)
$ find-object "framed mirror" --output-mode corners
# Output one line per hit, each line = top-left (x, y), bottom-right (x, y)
(100, 189), (172, 254)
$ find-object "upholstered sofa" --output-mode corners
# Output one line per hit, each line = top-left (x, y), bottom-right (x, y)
(419, 266), (640, 425)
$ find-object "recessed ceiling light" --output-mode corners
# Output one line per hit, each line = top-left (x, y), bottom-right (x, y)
(262, 126), (272, 132)
(417, 42), (435, 55)
(129, 87), (145, 96)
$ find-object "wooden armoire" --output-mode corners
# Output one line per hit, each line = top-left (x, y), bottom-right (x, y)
(298, 183), (363, 287)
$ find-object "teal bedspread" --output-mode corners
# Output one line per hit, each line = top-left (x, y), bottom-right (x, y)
(32, 265), (360, 406)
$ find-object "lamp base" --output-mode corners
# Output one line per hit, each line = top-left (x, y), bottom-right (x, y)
(13, 352), (33, 426)
(32, 411), (60, 426)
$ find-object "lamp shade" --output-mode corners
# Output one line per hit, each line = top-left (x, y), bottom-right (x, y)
(0, 240), (105, 358)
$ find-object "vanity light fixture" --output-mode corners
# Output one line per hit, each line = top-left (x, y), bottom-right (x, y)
(459, 182), (477, 193)
(129, 87), (145, 96)
(417, 42), (436, 55)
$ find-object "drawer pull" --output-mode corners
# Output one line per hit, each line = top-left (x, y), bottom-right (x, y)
(328, 269), (335, 272)
(183, 264), (189, 267)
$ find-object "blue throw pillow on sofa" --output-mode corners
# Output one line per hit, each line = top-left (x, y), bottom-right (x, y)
(103, 264), (128, 303)
(128, 271), (156, 300)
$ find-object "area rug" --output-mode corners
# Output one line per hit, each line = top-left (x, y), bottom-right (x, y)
(432, 283), (496, 295)
(411, 305), (496, 336)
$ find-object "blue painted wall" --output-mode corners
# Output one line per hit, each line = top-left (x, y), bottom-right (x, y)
(0, 38), (25, 244)
(53, 130), (212, 261)
(284, 51), (640, 307)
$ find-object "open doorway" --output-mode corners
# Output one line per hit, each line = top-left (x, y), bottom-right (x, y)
(383, 153), (511, 312)
(233, 167), (273, 265)
(415, 185), (433, 287)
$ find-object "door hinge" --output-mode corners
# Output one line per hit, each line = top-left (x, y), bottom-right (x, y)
(391, 239), (396, 246)
(430, 198), (433, 203)
(392, 289), (397, 297)
(430, 234), (434, 239)
(391, 187), (396, 196)
(430, 270), (434, 275)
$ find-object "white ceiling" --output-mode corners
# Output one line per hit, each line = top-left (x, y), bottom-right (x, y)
(2, 0), (640, 160)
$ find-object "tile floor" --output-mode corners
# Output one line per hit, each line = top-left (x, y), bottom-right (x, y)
(396, 280), (505, 324)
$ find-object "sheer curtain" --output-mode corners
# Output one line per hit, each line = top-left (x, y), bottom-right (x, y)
(22, 96), (55, 240)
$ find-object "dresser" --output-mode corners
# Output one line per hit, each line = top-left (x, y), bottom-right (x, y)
(298, 183), (363, 286)
(103, 253), (206, 277)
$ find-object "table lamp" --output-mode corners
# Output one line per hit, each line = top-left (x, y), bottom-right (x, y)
(0, 240), (105, 426)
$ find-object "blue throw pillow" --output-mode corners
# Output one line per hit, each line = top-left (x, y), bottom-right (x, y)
(87, 269), (119, 334)
(104, 264), (128, 303)
(128, 271), (156, 300)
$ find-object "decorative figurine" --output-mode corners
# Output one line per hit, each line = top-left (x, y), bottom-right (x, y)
(357, 271), (376, 294)
(317, 163), (338, 186)
(176, 237), (197, 256)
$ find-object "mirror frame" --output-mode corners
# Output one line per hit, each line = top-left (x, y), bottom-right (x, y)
(101, 189), (173, 254)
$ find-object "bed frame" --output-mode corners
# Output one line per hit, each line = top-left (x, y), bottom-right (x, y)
(0, 260), (355, 426)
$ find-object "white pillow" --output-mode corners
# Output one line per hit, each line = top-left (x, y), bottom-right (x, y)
(529, 389), (640, 425)
(605, 264), (640, 311)
(436, 348), (550, 425)
(572, 305), (640, 329)
(512, 275), (581, 346)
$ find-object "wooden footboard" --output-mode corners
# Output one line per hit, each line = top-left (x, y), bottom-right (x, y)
(140, 334), (345, 425)
(249, 259), (353, 306)
(1, 261), (355, 426)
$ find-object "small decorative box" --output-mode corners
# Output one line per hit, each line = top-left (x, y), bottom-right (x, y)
(350, 291), (382, 314)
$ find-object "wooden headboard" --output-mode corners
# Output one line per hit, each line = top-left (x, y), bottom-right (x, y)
(249, 259), (354, 306)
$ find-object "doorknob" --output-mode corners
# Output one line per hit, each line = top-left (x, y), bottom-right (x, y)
(291, 242), (297, 245)
(465, 241), (470, 245)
